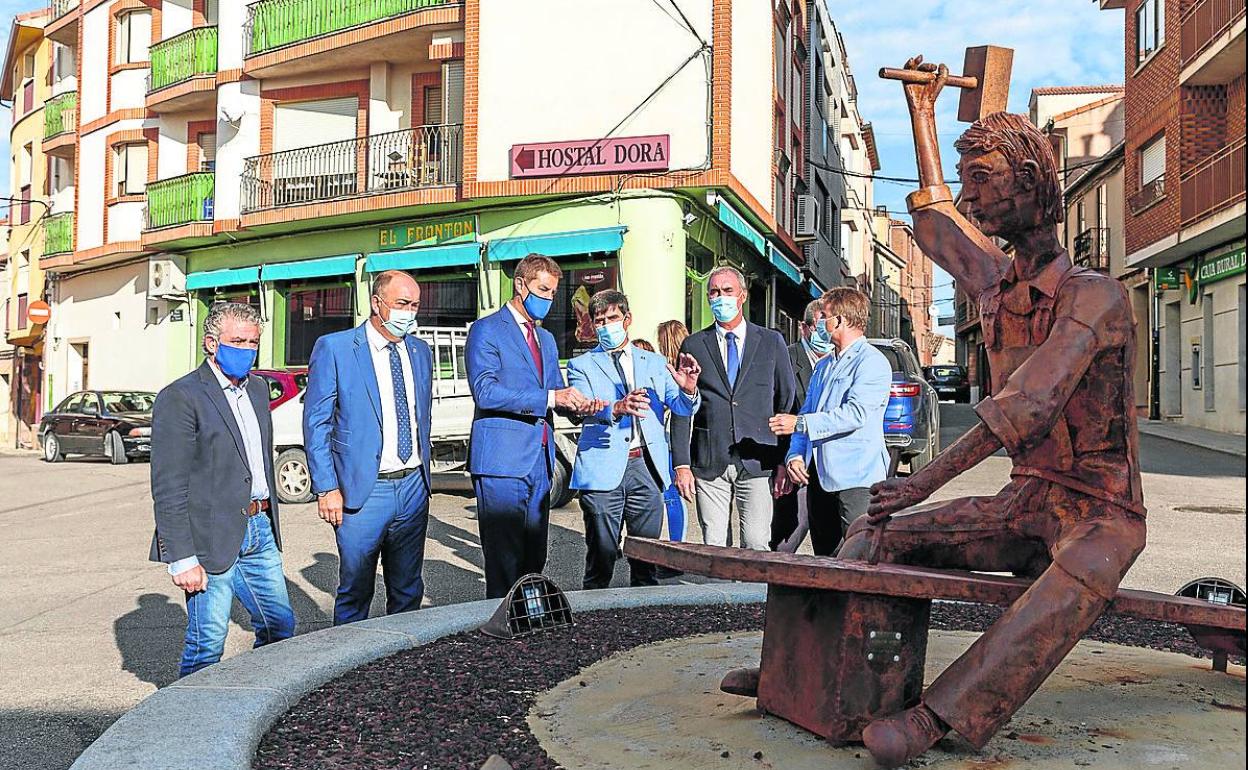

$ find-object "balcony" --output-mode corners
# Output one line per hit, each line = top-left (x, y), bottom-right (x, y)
(146, 172), (215, 232)
(1129, 175), (1167, 215)
(1180, 0), (1246, 84)
(43, 212), (75, 256)
(46, 0), (80, 45)
(1073, 227), (1111, 271)
(147, 27), (218, 113)
(241, 123), (461, 214)
(243, 0), (463, 78)
(1181, 139), (1246, 227)
(43, 91), (76, 140)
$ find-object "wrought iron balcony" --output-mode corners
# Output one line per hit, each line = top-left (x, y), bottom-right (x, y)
(44, 91), (76, 139)
(149, 26), (219, 93)
(51, 0), (78, 21)
(1073, 227), (1110, 271)
(146, 172), (215, 230)
(241, 123), (462, 213)
(43, 212), (75, 256)
(1181, 138), (1246, 227)
(1128, 175), (1166, 214)
(244, 0), (456, 56)
(1181, 0), (1246, 69)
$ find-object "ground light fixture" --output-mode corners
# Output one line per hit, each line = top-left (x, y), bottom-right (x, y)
(1176, 576), (1246, 672)
(480, 573), (574, 639)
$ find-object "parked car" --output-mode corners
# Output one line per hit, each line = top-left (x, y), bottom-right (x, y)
(265, 327), (582, 509)
(40, 390), (156, 464)
(923, 364), (971, 403)
(869, 339), (941, 474)
(252, 368), (308, 409)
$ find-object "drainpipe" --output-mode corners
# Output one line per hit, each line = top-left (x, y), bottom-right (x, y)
(1149, 268), (1161, 421)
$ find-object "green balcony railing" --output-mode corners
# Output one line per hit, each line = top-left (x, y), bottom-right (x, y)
(149, 26), (219, 93)
(244, 0), (455, 56)
(44, 212), (75, 255)
(146, 172), (215, 230)
(43, 91), (77, 139)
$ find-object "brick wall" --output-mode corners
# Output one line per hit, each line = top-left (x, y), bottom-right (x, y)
(1227, 73), (1246, 142)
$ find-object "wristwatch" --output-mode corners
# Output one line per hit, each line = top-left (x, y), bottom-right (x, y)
(795, 415), (807, 434)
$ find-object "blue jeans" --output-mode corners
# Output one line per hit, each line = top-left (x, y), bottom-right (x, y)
(180, 513), (295, 677)
(334, 470), (429, 625)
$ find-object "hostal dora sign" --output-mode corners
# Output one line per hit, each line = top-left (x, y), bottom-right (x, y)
(510, 135), (671, 179)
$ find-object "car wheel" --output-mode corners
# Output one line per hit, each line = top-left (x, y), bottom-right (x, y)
(549, 456), (577, 509)
(42, 432), (64, 463)
(276, 448), (315, 504)
(107, 432), (130, 465)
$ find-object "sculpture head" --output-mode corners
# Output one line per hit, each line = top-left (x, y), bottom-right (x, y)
(954, 112), (1063, 240)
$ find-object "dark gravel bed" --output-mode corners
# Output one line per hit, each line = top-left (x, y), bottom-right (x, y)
(254, 601), (1238, 770)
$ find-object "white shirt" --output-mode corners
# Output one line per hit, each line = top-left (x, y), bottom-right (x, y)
(714, 318), (747, 372)
(365, 321), (423, 474)
(607, 343), (643, 449)
(507, 301), (556, 410)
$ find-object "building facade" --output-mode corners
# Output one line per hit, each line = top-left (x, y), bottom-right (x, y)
(1103, 0), (1245, 434)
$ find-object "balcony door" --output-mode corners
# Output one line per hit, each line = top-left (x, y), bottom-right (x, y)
(272, 97), (359, 205)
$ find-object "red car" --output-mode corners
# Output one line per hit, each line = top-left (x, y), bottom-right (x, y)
(252, 369), (308, 410)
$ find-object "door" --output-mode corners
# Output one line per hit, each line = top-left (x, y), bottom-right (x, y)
(77, 393), (110, 454)
(1163, 301), (1181, 415)
(55, 393), (86, 451)
(272, 97), (359, 204)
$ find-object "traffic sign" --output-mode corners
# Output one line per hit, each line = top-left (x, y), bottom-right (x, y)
(26, 300), (51, 325)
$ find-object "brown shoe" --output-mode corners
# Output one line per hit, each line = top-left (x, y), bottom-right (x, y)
(862, 703), (947, 767)
(719, 666), (761, 697)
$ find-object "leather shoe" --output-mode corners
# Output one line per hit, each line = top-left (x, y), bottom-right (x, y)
(862, 703), (947, 767)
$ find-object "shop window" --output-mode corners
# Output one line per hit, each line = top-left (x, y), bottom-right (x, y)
(285, 284), (353, 366)
(418, 276), (477, 328)
(524, 260), (619, 360)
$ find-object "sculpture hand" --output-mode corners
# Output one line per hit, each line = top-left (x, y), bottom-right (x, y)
(902, 55), (949, 116)
(867, 477), (931, 522)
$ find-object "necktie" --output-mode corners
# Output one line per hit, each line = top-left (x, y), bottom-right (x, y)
(725, 331), (740, 387)
(612, 350), (638, 445)
(523, 322), (548, 446)
(388, 343), (413, 463)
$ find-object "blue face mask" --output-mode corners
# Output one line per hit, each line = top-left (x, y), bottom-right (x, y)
(522, 291), (554, 321)
(595, 321), (628, 350)
(381, 307), (418, 337)
(808, 319), (833, 355)
(709, 295), (740, 324)
(215, 343), (257, 381)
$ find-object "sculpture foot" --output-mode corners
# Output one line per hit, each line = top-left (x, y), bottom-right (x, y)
(719, 666), (760, 697)
(862, 703), (947, 768)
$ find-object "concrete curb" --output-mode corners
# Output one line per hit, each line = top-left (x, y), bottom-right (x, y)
(1136, 418), (1246, 458)
(69, 582), (767, 770)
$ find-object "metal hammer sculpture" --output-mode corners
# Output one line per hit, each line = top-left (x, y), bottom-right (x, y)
(880, 45), (1014, 122)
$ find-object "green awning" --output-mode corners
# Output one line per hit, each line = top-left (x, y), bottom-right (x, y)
(486, 226), (626, 262)
(185, 266), (260, 291)
(365, 242), (482, 272)
(770, 245), (802, 285)
(260, 254), (358, 282)
(716, 200), (766, 256)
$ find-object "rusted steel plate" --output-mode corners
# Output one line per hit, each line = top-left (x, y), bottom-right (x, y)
(623, 538), (1246, 633)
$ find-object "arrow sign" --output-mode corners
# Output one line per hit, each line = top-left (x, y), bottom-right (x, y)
(510, 135), (671, 179)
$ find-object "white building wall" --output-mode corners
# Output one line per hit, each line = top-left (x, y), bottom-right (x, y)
(216, 0), (244, 71)
(110, 69), (148, 111)
(159, 0), (195, 42)
(157, 117), (193, 179)
(214, 80), (261, 221)
(474, 0), (712, 183)
(730, 0), (772, 216)
(108, 201), (147, 242)
(80, 7), (110, 123)
(76, 130), (107, 251)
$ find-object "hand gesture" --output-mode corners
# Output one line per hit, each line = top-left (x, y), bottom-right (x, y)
(613, 388), (651, 420)
(786, 457), (810, 486)
(768, 413), (798, 436)
(867, 477), (930, 522)
(675, 466), (697, 502)
(902, 54), (949, 116)
(668, 353), (702, 395)
(172, 564), (208, 594)
(772, 464), (794, 498)
(317, 489), (345, 527)
(554, 386), (593, 414)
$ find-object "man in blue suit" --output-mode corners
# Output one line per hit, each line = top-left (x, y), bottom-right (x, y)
(567, 290), (703, 589)
(304, 270), (434, 624)
(770, 287), (891, 555)
(466, 254), (602, 599)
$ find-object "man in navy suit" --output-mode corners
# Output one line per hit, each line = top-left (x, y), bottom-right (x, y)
(466, 254), (601, 599)
(304, 270), (434, 625)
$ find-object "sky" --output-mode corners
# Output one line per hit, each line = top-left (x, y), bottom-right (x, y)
(0, 0), (1128, 332)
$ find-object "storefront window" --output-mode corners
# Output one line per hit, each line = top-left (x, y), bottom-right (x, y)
(286, 284), (353, 366)
(526, 260), (619, 360)
(418, 277), (477, 328)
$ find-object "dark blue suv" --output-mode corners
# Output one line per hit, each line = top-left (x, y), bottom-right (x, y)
(870, 339), (941, 474)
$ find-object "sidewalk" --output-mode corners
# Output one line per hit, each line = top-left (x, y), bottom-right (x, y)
(1137, 418), (1246, 458)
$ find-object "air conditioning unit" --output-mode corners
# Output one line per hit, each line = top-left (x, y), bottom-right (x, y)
(147, 258), (184, 300)
(794, 194), (819, 240)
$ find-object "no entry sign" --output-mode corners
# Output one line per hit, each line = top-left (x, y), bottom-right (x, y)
(26, 300), (51, 325)
(510, 135), (671, 179)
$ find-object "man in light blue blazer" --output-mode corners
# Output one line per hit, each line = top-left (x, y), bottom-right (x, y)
(770, 288), (891, 555)
(567, 290), (703, 588)
(304, 270), (433, 624)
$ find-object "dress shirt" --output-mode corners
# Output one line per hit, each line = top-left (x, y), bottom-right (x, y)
(801, 338), (822, 370)
(609, 343), (643, 449)
(365, 321), (423, 474)
(169, 359), (270, 576)
(714, 318), (747, 372)
(507, 301), (557, 410)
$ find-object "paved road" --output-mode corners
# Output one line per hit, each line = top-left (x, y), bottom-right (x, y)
(0, 404), (1243, 770)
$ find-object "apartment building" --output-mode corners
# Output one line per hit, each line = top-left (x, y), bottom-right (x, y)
(889, 218), (935, 365)
(1102, 0), (1245, 434)
(1, 0), (824, 407)
(2, 8), (54, 447)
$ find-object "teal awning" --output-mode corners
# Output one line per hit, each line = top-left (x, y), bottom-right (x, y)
(487, 226), (626, 262)
(260, 254), (358, 282)
(770, 245), (802, 285)
(365, 242), (482, 272)
(716, 200), (766, 256)
(809, 279), (827, 299)
(185, 266), (260, 291)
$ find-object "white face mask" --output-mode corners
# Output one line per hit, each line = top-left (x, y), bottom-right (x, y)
(381, 307), (418, 337)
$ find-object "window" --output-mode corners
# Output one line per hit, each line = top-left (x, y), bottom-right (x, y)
(1096, 183), (1108, 228)
(441, 60), (464, 124)
(198, 133), (217, 172)
(1076, 198), (1087, 233)
(1135, 0), (1165, 65)
(418, 277), (477, 328)
(1140, 134), (1165, 185)
(774, 25), (785, 94)
(116, 10), (152, 64)
(523, 261), (618, 360)
(423, 86), (443, 126)
(17, 293), (29, 327)
(285, 284), (353, 366)
(52, 43), (75, 83)
(19, 143), (32, 186)
(113, 143), (148, 196)
(204, 0), (219, 25)
(824, 194), (836, 240)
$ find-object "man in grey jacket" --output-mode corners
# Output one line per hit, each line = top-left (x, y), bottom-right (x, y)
(150, 302), (294, 677)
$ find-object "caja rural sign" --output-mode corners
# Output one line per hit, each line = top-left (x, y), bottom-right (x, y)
(510, 135), (671, 179)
